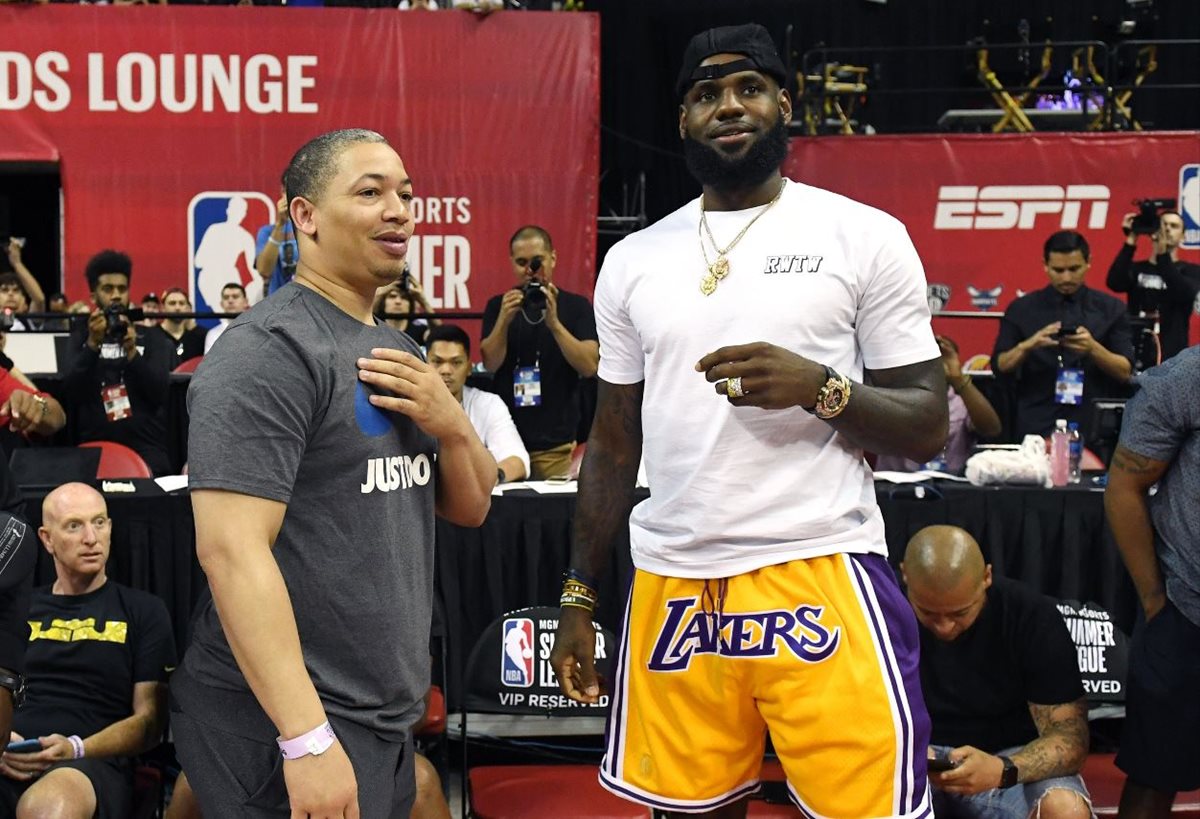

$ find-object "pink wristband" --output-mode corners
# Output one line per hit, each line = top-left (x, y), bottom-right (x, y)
(68, 735), (85, 759)
(276, 721), (336, 760)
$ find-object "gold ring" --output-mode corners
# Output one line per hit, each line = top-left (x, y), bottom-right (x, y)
(726, 376), (745, 398)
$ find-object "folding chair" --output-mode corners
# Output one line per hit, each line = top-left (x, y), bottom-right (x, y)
(78, 440), (153, 478)
(455, 606), (641, 819)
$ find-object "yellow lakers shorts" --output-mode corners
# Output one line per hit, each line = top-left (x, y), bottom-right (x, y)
(599, 552), (933, 818)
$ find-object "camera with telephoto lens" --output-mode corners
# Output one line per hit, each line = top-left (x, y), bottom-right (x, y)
(1129, 198), (1177, 236)
(102, 304), (145, 343)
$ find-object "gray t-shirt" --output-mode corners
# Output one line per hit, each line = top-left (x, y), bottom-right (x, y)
(182, 283), (437, 739)
(1119, 346), (1200, 628)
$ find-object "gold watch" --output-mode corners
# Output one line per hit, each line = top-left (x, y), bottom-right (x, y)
(807, 366), (852, 420)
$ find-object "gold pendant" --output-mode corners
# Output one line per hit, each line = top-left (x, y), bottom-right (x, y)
(710, 256), (729, 279)
(700, 273), (718, 295)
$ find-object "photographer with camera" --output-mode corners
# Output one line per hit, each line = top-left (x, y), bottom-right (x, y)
(1106, 202), (1200, 365)
(255, 183), (300, 297)
(480, 225), (598, 480)
(62, 250), (173, 475)
(993, 231), (1134, 439)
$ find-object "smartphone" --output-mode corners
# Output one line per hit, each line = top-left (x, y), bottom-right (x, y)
(927, 756), (957, 772)
(1055, 324), (1079, 340)
(5, 739), (42, 753)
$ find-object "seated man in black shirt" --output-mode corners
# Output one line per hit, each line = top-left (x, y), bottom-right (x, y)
(0, 482), (175, 819)
(1106, 209), (1200, 365)
(480, 225), (599, 479)
(902, 525), (1091, 819)
(62, 250), (173, 475)
(992, 230), (1134, 439)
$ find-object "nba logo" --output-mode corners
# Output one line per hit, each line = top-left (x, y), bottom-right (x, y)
(501, 618), (535, 688)
(187, 192), (274, 327)
(1180, 165), (1200, 249)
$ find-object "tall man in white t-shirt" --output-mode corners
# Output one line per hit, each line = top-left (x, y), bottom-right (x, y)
(427, 324), (529, 484)
(550, 24), (947, 819)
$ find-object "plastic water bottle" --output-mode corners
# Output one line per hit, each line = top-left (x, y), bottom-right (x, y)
(1067, 422), (1083, 485)
(1050, 419), (1070, 487)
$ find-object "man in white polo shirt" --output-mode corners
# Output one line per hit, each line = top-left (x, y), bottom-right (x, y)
(549, 23), (948, 819)
(427, 324), (529, 484)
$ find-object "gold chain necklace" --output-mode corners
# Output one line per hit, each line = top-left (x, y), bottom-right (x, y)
(698, 178), (786, 296)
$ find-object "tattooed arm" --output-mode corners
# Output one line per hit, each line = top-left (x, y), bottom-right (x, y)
(549, 379), (644, 704)
(568, 379), (644, 579)
(1104, 444), (1171, 619)
(1011, 699), (1090, 782)
(934, 699), (1089, 795)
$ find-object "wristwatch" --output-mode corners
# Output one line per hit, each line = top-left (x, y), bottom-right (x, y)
(998, 755), (1019, 789)
(806, 366), (852, 420)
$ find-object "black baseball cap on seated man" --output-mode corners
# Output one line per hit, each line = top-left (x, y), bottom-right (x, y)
(675, 23), (789, 99)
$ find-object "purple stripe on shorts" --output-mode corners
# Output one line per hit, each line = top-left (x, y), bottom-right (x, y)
(602, 583), (634, 779)
(852, 553), (932, 815)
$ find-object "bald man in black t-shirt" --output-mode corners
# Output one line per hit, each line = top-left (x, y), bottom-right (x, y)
(0, 483), (175, 819)
(901, 526), (1091, 819)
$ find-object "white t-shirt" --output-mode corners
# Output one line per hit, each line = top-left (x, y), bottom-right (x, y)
(595, 179), (938, 577)
(462, 385), (530, 480)
(204, 320), (229, 354)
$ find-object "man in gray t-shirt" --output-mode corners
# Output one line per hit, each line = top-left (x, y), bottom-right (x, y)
(171, 129), (494, 819)
(1104, 345), (1200, 814)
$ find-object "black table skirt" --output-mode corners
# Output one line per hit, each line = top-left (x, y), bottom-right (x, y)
(24, 482), (1136, 710)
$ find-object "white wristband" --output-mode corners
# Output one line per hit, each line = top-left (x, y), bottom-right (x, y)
(276, 721), (336, 760)
(68, 735), (85, 759)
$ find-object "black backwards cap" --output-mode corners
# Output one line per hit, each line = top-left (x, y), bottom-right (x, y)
(676, 23), (788, 99)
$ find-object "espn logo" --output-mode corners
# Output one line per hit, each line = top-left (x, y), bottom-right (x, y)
(935, 185), (1110, 231)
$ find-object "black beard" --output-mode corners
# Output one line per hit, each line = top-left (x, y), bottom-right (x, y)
(683, 116), (790, 192)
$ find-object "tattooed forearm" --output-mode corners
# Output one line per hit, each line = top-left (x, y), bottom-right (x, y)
(571, 380), (645, 582)
(1011, 699), (1089, 782)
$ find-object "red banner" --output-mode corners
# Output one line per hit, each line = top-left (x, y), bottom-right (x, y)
(0, 6), (599, 327)
(785, 133), (1200, 364)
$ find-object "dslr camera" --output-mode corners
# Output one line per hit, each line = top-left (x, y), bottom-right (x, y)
(1128, 198), (1177, 236)
(102, 304), (145, 344)
(522, 280), (547, 311)
(522, 257), (548, 311)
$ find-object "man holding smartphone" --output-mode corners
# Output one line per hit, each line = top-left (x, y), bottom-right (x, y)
(992, 230), (1134, 439)
(0, 482), (175, 819)
(902, 526), (1092, 819)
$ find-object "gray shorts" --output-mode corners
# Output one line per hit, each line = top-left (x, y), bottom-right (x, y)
(170, 668), (415, 819)
(930, 745), (1093, 819)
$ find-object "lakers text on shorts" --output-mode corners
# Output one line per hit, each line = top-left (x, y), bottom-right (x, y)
(600, 552), (933, 818)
